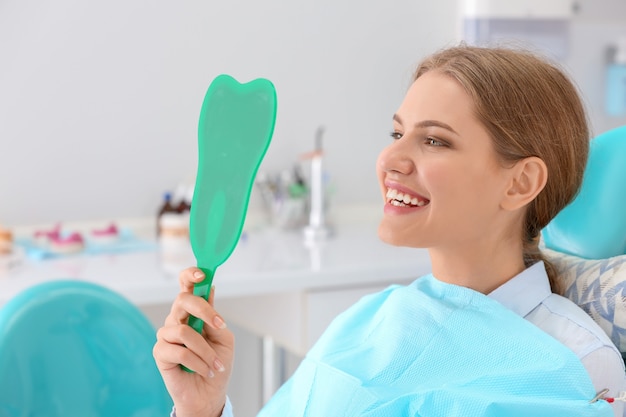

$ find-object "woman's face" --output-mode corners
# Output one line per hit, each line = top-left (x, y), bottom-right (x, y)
(377, 71), (515, 250)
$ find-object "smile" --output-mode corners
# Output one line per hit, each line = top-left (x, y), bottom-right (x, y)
(386, 188), (430, 207)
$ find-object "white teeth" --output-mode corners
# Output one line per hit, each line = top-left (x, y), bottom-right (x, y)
(386, 187), (428, 207)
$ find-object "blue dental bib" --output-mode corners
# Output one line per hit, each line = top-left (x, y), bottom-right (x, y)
(258, 275), (611, 417)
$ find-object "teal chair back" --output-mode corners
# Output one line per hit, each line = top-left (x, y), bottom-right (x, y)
(0, 280), (173, 417)
(543, 124), (626, 259)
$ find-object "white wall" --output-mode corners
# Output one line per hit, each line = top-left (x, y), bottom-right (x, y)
(1, 0), (625, 228)
(0, 0), (458, 226)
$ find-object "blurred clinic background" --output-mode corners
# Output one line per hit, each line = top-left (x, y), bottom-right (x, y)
(1, 0), (626, 416)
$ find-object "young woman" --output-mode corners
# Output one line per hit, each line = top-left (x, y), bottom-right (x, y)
(153, 45), (625, 417)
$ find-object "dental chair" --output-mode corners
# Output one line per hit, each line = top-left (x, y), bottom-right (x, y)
(542, 125), (626, 362)
(0, 280), (173, 416)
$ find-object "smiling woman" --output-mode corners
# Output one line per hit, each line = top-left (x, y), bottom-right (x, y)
(378, 46), (588, 297)
(411, 46), (590, 294)
(153, 45), (624, 417)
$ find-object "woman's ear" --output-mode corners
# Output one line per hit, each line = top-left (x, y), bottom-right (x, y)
(501, 156), (548, 211)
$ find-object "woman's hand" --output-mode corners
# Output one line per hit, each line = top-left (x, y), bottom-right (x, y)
(153, 267), (235, 417)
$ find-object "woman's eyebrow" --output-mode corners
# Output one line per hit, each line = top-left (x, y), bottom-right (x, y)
(392, 114), (458, 135)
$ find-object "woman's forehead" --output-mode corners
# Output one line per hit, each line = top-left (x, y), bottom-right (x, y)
(397, 72), (477, 127)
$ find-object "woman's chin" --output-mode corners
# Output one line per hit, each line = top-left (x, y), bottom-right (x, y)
(378, 222), (420, 247)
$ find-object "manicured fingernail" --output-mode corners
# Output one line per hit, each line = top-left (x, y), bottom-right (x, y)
(213, 316), (226, 329)
(194, 271), (204, 279)
(208, 369), (215, 378)
(214, 358), (225, 373)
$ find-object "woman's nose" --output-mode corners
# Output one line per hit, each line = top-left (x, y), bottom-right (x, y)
(377, 140), (414, 176)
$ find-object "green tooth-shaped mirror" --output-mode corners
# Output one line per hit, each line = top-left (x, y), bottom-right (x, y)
(187, 74), (277, 335)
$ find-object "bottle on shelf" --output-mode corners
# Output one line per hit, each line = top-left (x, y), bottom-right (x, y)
(172, 184), (190, 214)
(175, 197), (189, 214)
(157, 192), (174, 236)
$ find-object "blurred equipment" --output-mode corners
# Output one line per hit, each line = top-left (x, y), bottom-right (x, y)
(606, 38), (626, 117)
(303, 126), (333, 241)
(0, 225), (12, 255)
(459, 0), (575, 60)
(0, 280), (172, 416)
(255, 166), (308, 229)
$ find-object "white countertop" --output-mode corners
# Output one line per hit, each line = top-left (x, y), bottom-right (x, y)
(0, 209), (432, 308)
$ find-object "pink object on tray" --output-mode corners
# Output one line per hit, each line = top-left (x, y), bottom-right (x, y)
(91, 223), (119, 237)
(48, 232), (85, 254)
(90, 223), (120, 244)
(33, 223), (61, 243)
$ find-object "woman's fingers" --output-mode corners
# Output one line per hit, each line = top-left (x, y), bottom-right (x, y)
(154, 336), (211, 377)
(209, 285), (216, 306)
(155, 324), (225, 377)
(179, 267), (206, 292)
(165, 292), (227, 330)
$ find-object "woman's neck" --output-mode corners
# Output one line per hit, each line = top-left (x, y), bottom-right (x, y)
(427, 237), (526, 295)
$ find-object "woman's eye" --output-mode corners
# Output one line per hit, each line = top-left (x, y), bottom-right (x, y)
(426, 137), (446, 147)
(389, 131), (403, 140)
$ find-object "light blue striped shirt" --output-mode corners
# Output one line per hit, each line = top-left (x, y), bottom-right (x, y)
(489, 262), (625, 417)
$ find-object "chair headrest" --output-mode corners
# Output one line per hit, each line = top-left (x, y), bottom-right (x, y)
(543, 125), (626, 259)
(544, 248), (626, 354)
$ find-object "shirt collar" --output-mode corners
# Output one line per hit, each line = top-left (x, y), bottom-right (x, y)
(488, 261), (552, 318)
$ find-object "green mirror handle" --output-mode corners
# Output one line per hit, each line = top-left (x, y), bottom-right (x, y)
(188, 267), (214, 333)
(181, 267), (214, 373)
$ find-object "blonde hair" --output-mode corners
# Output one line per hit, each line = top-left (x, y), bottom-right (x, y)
(414, 45), (590, 294)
